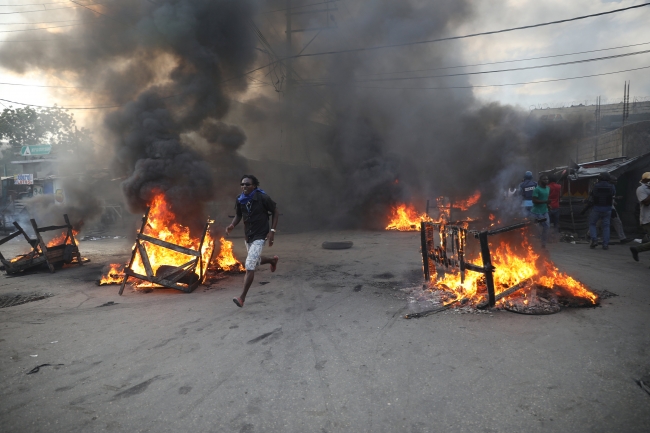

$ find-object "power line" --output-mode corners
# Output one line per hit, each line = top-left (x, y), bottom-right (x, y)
(0, 81), (94, 89)
(5, 64), (648, 110)
(258, 0), (340, 15)
(0, 19), (91, 25)
(0, 2), (105, 15)
(344, 65), (650, 91)
(293, 3), (650, 59)
(299, 48), (650, 85)
(352, 40), (650, 78)
(0, 1), (70, 6)
(0, 22), (89, 32)
(0, 98), (121, 109)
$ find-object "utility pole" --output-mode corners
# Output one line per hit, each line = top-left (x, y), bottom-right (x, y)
(283, 0), (338, 159)
(284, 0), (293, 156)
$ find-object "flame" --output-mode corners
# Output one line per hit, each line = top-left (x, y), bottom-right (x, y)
(386, 204), (433, 231)
(214, 237), (245, 271)
(100, 193), (215, 287)
(452, 190), (481, 211)
(99, 263), (124, 285)
(46, 230), (79, 247)
(430, 234), (597, 306)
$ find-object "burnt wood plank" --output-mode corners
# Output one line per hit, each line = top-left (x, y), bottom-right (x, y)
(138, 233), (200, 257)
(136, 242), (154, 278)
(36, 224), (69, 233)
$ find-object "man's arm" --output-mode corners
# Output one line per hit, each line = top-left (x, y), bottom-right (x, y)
(226, 204), (242, 236)
(532, 188), (547, 204)
(266, 206), (279, 247)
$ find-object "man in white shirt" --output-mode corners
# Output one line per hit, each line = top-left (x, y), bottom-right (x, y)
(630, 172), (650, 262)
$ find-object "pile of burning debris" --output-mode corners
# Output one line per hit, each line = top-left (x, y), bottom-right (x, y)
(0, 214), (88, 275)
(385, 195), (599, 317)
(99, 193), (244, 293)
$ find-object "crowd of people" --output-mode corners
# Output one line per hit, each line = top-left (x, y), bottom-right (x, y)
(517, 170), (650, 266)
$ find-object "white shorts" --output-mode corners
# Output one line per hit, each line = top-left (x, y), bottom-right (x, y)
(245, 239), (266, 271)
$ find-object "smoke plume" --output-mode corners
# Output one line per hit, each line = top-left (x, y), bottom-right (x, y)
(0, 0), (586, 230)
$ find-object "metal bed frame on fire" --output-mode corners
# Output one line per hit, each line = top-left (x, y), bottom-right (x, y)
(420, 220), (535, 309)
(118, 207), (214, 295)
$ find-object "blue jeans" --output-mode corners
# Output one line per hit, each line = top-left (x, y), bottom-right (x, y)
(532, 212), (549, 247)
(589, 207), (611, 246)
(548, 208), (560, 231)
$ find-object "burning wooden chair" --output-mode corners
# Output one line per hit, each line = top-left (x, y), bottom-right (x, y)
(0, 214), (82, 275)
(118, 208), (215, 295)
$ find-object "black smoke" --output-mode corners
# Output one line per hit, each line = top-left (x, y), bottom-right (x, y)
(0, 0), (586, 231)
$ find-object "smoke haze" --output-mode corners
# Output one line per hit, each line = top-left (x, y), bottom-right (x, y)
(0, 0), (585, 230)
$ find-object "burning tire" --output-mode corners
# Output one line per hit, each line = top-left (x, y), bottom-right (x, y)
(322, 241), (353, 250)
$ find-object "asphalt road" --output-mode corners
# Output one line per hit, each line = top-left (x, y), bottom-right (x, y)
(0, 230), (648, 433)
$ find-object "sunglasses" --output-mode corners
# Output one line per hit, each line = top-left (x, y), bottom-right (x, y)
(241, 183), (252, 186)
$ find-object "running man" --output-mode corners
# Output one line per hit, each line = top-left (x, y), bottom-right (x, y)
(226, 175), (279, 308)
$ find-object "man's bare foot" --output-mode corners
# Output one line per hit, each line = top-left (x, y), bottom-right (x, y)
(270, 256), (279, 272)
(233, 297), (244, 308)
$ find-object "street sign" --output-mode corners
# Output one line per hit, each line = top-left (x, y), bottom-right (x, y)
(14, 174), (33, 185)
(20, 144), (52, 156)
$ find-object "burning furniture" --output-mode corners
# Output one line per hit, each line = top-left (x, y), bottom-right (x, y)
(118, 201), (215, 295)
(0, 214), (83, 275)
(408, 219), (600, 318)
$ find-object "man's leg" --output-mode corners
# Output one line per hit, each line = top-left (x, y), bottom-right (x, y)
(635, 223), (650, 253)
(234, 240), (264, 307)
(612, 216), (626, 240)
(260, 255), (279, 271)
(601, 210), (611, 248)
(539, 213), (549, 248)
(588, 211), (599, 247)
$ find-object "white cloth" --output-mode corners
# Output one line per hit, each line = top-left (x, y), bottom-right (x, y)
(637, 183), (650, 225)
(244, 239), (266, 271)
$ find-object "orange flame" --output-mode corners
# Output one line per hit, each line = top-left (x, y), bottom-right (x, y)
(100, 193), (215, 287)
(430, 235), (597, 306)
(131, 193), (214, 282)
(452, 190), (481, 211)
(99, 263), (124, 285)
(386, 204), (433, 231)
(46, 230), (79, 247)
(214, 237), (245, 271)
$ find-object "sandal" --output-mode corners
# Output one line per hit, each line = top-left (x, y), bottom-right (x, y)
(233, 297), (244, 308)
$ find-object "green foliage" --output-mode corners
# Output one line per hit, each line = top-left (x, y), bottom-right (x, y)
(0, 105), (92, 152)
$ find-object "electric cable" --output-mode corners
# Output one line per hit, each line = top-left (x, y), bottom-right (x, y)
(293, 3), (650, 59)
(342, 65), (650, 91)
(349, 40), (650, 77)
(298, 48), (650, 85)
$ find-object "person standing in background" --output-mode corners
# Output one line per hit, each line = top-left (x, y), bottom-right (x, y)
(608, 176), (631, 244)
(531, 175), (550, 249)
(519, 171), (537, 215)
(547, 175), (562, 241)
(630, 172), (650, 263)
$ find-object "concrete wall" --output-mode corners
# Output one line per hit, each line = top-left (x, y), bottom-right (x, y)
(575, 121), (650, 163)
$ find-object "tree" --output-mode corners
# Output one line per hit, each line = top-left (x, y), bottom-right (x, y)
(0, 105), (92, 152)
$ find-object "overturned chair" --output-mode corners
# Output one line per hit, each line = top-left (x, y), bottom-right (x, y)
(0, 214), (83, 275)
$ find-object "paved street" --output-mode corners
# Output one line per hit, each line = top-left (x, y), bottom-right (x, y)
(0, 231), (648, 433)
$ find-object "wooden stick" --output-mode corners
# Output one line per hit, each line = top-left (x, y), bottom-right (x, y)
(31, 218), (54, 273)
(119, 208), (150, 296)
(476, 279), (531, 309)
(138, 233), (200, 257)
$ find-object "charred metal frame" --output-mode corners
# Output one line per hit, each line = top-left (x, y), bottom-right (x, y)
(0, 214), (82, 275)
(118, 208), (215, 295)
(420, 220), (534, 308)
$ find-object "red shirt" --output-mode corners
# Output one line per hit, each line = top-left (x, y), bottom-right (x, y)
(548, 182), (561, 210)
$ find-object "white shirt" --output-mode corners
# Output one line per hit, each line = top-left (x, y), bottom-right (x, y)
(637, 183), (650, 225)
